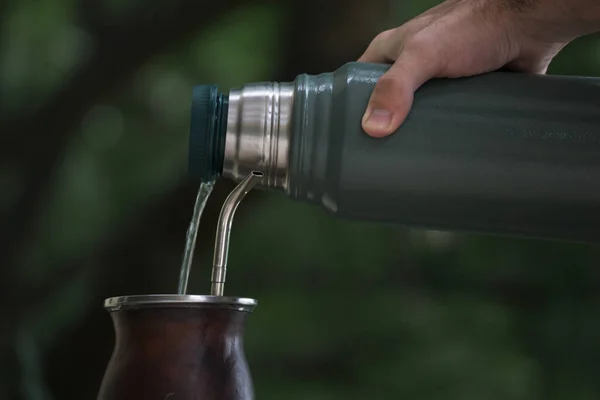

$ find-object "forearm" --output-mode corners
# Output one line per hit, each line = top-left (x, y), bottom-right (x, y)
(506, 0), (600, 41)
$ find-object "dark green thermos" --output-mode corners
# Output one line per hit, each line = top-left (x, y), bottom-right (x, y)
(189, 62), (600, 242)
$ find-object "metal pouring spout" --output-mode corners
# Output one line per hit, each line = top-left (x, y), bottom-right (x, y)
(211, 171), (264, 296)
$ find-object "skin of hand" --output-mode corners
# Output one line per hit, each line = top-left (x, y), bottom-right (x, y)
(359, 0), (600, 138)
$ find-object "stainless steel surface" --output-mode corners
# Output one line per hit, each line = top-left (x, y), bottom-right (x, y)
(223, 82), (294, 189)
(104, 294), (257, 312)
(211, 171), (264, 296)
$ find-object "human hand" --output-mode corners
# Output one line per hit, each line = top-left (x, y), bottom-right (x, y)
(359, 0), (600, 138)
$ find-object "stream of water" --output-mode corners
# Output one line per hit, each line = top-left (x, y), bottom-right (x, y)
(177, 180), (215, 294)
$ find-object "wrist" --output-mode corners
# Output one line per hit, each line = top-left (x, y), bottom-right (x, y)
(552, 0), (600, 37)
(501, 0), (600, 43)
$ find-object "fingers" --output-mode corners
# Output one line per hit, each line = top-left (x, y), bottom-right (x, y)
(362, 45), (441, 138)
(358, 29), (398, 63)
(504, 44), (566, 74)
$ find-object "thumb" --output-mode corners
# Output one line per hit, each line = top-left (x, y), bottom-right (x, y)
(362, 48), (439, 138)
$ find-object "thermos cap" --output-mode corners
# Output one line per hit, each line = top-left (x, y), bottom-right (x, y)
(189, 85), (228, 181)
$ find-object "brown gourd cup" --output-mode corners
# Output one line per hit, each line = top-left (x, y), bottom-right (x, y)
(97, 294), (257, 400)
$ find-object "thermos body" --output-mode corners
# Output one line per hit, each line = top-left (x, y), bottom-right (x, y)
(190, 62), (600, 242)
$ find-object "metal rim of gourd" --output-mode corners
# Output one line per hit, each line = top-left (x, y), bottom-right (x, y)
(103, 294), (257, 312)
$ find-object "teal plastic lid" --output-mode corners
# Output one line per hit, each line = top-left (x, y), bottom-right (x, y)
(189, 85), (228, 181)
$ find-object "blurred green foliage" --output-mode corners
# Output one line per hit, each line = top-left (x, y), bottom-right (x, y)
(2, 1), (600, 399)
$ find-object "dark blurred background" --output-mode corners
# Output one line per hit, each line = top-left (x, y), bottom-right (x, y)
(2, 1), (600, 399)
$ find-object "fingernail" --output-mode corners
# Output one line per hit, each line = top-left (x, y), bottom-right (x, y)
(364, 109), (393, 130)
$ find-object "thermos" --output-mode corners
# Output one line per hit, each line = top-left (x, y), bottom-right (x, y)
(189, 61), (600, 242)
(97, 295), (257, 400)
